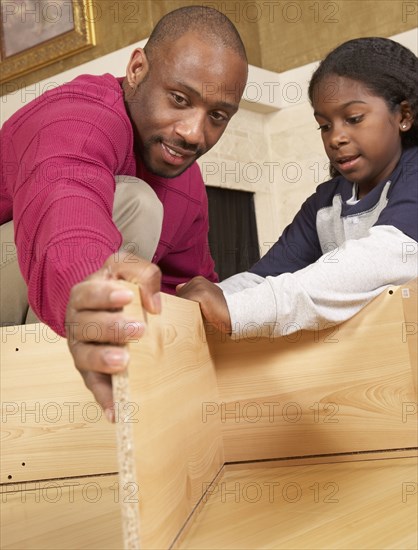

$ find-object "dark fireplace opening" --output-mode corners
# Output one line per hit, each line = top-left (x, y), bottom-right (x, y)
(206, 187), (260, 282)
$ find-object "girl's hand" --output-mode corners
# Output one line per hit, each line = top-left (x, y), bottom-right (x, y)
(176, 276), (232, 334)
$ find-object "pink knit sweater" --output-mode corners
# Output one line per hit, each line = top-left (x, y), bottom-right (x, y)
(0, 74), (217, 335)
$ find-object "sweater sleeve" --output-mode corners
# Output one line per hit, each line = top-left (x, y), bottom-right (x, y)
(249, 189), (322, 277)
(10, 83), (133, 335)
(156, 164), (218, 293)
(219, 225), (417, 339)
(186, 180), (218, 283)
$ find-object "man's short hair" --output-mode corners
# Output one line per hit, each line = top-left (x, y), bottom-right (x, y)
(144, 5), (247, 62)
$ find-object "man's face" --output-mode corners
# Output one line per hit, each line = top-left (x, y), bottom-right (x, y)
(124, 32), (248, 178)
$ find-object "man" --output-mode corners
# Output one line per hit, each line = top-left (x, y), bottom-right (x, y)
(0, 6), (248, 419)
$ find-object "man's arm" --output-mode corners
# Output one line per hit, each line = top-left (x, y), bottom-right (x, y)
(66, 252), (161, 420)
(5, 78), (159, 413)
(6, 76), (135, 335)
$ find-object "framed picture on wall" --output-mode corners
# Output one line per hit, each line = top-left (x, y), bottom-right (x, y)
(0, 0), (95, 83)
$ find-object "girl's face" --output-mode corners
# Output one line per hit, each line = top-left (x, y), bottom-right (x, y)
(312, 76), (405, 196)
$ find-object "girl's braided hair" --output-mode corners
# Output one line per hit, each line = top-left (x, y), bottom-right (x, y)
(308, 37), (418, 150)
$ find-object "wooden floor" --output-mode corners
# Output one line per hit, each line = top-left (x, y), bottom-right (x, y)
(179, 452), (418, 550)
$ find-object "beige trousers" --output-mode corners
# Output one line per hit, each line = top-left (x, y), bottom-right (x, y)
(0, 177), (163, 326)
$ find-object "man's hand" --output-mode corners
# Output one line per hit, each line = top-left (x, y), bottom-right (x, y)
(65, 251), (161, 421)
(176, 276), (232, 334)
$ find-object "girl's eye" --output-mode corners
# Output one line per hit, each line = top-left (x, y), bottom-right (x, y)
(317, 124), (330, 131)
(347, 115), (363, 124)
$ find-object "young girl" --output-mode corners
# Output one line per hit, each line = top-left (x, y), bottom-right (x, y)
(177, 37), (418, 338)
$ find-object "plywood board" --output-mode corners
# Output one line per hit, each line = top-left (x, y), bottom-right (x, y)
(0, 328), (118, 483)
(1, 474), (122, 549)
(209, 286), (417, 461)
(2, 280), (416, 550)
(113, 289), (224, 550)
(116, 282), (417, 548)
(401, 278), (418, 391)
(180, 455), (418, 549)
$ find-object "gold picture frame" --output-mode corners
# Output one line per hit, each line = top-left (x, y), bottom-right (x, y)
(0, 0), (95, 84)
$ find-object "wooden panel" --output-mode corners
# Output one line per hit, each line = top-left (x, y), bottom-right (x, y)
(114, 288), (224, 550)
(210, 286), (417, 462)
(1, 280), (416, 549)
(180, 454), (418, 549)
(0, 327), (117, 483)
(402, 278), (418, 391)
(1, 474), (122, 549)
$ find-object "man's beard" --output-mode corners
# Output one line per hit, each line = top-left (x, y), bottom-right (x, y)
(136, 135), (204, 179)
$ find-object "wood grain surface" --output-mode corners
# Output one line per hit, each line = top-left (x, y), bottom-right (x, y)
(179, 454), (418, 550)
(0, 328), (117, 483)
(1, 474), (123, 549)
(209, 284), (417, 462)
(114, 286), (224, 550)
(402, 278), (418, 391)
(1, 279), (416, 550)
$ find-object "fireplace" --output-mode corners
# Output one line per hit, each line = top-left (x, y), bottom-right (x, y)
(206, 186), (260, 282)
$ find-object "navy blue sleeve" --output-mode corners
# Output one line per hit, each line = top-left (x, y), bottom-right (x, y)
(249, 190), (323, 278)
(374, 147), (418, 242)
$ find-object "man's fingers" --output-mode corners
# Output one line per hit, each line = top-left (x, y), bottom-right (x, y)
(71, 258), (162, 316)
(70, 280), (135, 311)
(71, 341), (130, 374)
(67, 310), (145, 344)
(80, 370), (115, 421)
(105, 254), (162, 314)
(64, 252), (161, 420)
(73, 342), (130, 422)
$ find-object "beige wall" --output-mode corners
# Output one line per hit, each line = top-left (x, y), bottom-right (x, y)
(198, 95), (326, 254)
(199, 28), (418, 253)
(198, 108), (279, 256)
(2, 0), (416, 94)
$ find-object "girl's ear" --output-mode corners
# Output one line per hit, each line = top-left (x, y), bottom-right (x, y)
(399, 100), (414, 132)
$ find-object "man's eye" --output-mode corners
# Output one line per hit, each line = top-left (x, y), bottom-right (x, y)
(172, 93), (187, 105)
(210, 111), (228, 122)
